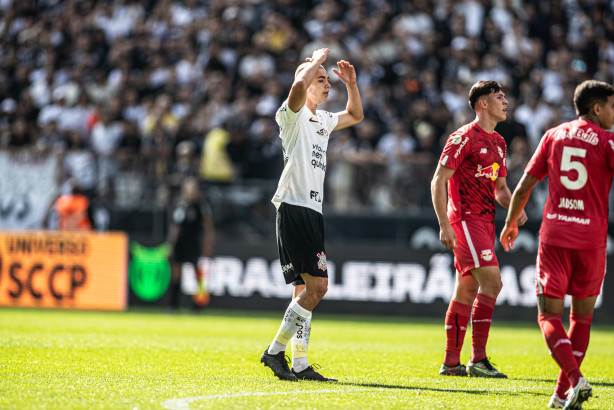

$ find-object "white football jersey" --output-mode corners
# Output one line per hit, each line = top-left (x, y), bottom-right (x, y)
(272, 100), (339, 214)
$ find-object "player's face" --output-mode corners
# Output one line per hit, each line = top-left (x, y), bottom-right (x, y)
(596, 95), (614, 131)
(307, 68), (330, 105)
(486, 91), (508, 122)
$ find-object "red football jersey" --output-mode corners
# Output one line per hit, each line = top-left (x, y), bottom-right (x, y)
(439, 121), (508, 223)
(525, 118), (614, 249)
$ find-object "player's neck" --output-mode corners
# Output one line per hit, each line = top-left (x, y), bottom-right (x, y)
(475, 115), (497, 134)
(305, 100), (318, 115)
(580, 113), (602, 129)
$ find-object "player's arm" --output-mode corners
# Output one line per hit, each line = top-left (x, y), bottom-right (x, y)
(287, 48), (330, 113)
(333, 60), (364, 131)
(431, 163), (457, 249)
(166, 221), (179, 260)
(201, 207), (215, 258)
(499, 172), (539, 251)
(495, 176), (528, 226)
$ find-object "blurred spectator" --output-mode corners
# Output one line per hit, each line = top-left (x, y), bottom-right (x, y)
(53, 185), (93, 231)
(327, 128), (357, 211)
(514, 87), (554, 149)
(0, 0), (612, 220)
(61, 130), (97, 199)
(200, 124), (234, 183)
(91, 108), (124, 195)
(246, 117), (283, 180)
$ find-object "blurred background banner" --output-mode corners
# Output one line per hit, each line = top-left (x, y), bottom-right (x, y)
(126, 237), (611, 324)
(0, 230), (128, 310)
(0, 150), (58, 229)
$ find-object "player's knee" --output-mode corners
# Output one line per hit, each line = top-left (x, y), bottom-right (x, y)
(481, 278), (502, 297)
(311, 280), (328, 300)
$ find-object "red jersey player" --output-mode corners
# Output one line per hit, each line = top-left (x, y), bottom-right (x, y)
(501, 80), (614, 409)
(431, 80), (527, 378)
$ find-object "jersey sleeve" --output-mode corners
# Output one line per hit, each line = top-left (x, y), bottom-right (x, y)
(439, 130), (470, 170)
(605, 134), (614, 173)
(322, 110), (339, 132)
(275, 100), (302, 143)
(499, 136), (508, 178)
(524, 133), (549, 180)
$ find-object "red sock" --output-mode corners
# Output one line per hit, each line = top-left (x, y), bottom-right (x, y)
(538, 313), (583, 387)
(554, 313), (592, 398)
(471, 293), (496, 363)
(443, 300), (471, 367)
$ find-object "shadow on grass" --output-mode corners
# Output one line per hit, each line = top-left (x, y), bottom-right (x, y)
(514, 378), (614, 388)
(336, 381), (542, 397)
(513, 377), (557, 384)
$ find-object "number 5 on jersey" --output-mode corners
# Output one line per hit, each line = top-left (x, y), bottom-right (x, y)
(560, 146), (587, 190)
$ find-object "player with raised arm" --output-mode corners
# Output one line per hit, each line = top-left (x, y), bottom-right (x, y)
(500, 80), (614, 409)
(260, 48), (363, 381)
(431, 81), (527, 378)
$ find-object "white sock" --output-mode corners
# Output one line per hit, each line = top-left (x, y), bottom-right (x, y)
(291, 315), (311, 372)
(267, 300), (311, 355)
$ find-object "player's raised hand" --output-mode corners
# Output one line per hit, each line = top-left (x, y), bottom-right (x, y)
(499, 223), (518, 252)
(439, 225), (458, 250)
(332, 60), (356, 85)
(305, 48), (330, 65)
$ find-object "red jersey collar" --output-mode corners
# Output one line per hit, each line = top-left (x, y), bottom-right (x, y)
(472, 121), (495, 136)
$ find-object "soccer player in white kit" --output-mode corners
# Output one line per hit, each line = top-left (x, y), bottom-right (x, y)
(260, 48), (363, 381)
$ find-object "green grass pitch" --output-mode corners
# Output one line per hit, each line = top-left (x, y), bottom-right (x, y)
(1, 308), (612, 409)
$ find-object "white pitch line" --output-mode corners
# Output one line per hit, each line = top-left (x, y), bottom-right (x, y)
(162, 388), (395, 410)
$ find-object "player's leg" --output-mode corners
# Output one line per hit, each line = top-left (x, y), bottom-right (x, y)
(466, 265), (506, 378)
(538, 296), (592, 409)
(540, 245), (600, 408)
(167, 260), (182, 311)
(261, 283), (311, 381)
(291, 284), (310, 372)
(260, 207), (307, 381)
(551, 296), (596, 408)
(290, 273), (336, 381)
(440, 271), (477, 376)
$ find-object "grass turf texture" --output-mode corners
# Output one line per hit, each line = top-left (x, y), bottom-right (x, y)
(1, 308), (612, 409)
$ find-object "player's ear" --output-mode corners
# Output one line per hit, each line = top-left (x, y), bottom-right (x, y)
(591, 102), (601, 117)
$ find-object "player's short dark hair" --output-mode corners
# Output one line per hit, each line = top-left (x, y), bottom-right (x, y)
(573, 80), (614, 116)
(468, 81), (503, 110)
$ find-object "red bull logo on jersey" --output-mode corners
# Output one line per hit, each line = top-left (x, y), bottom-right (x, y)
(481, 249), (493, 262)
(475, 163), (500, 180)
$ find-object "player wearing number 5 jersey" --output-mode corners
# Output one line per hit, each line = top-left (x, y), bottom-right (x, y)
(501, 80), (614, 409)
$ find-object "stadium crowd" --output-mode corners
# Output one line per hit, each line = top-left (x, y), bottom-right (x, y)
(0, 0), (613, 214)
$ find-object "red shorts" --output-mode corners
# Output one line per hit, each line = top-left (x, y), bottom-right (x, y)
(536, 242), (606, 299)
(452, 220), (498, 276)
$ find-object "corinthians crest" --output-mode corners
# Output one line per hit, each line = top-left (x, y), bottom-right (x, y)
(317, 252), (327, 271)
